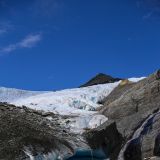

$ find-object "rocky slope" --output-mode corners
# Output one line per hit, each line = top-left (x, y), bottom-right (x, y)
(85, 70), (160, 160)
(0, 103), (89, 160)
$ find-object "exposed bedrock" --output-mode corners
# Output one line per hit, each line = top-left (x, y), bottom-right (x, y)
(97, 70), (160, 160)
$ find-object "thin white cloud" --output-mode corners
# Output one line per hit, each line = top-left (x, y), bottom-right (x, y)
(0, 22), (13, 35)
(0, 34), (42, 54)
(19, 34), (42, 48)
(0, 28), (7, 35)
(137, 0), (160, 16)
(143, 11), (153, 20)
(32, 0), (64, 17)
(1, 44), (17, 53)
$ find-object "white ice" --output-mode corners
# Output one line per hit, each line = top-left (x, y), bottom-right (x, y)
(0, 77), (145, 133)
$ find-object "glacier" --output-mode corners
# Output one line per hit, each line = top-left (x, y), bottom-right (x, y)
(0, 77), (144, 133)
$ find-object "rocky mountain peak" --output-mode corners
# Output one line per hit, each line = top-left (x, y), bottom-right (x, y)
(80, 73), (122, 87)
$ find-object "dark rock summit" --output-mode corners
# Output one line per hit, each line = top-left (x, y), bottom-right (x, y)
(80, 73), (122, 87)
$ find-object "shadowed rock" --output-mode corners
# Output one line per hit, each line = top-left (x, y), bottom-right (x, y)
(84, 120), (124, 160)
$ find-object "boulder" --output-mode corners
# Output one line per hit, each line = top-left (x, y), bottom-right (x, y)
(84, 120), (124, 160)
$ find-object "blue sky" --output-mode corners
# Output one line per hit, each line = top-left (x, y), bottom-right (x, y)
(0, 0), (160, 90)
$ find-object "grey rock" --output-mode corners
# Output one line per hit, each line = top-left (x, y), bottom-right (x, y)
(84, 120), (124, 160)
(0, 103), (88, 160)
(96, 70), (160, 159)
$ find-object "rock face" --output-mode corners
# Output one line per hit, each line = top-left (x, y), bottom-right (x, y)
(85, 70), (160, 160)
(83, 70), (160, 160)
(80, 73), (122, 87)
(0, 103), (88, 160)
(84, 120), (124, 160)
(101, 72), (160, 138)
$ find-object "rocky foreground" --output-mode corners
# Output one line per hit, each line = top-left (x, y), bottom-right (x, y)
(0, 70), (160, 160)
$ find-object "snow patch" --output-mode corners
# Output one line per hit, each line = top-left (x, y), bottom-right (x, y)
(23, 149), (34, 160)
(128, 77), (145, 82)
(0, 87), (46, 102)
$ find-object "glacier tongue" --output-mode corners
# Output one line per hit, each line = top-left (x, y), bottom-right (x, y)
(10, 81), (121, 133)
(12, 81), (121, 114)
(0, 77), (144, 133)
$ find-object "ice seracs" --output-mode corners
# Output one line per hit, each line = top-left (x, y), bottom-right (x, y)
(11, 81), (121, 133)
(13, 81), (121, 114)
(0, 77), (145, 133)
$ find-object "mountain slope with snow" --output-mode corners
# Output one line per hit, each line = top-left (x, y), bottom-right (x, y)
(0, 77), (144, 133)
(13, 81), (121, 114)
(0, 87), (47, 102)
(1, 71), (160, 160)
